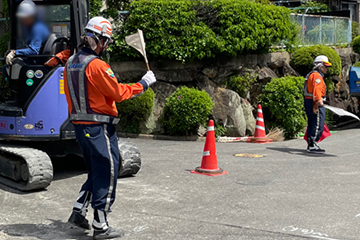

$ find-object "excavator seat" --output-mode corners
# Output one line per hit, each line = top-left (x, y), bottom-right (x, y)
(8, 33), (69, 108)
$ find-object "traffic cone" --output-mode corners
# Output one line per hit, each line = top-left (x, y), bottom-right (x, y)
(247, 104), (273, 144)
(191, 120), (228, 176)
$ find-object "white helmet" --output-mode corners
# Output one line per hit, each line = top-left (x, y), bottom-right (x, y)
(85, 17), (113, 43)
(16, 0), (37, 18)
(313, 55), (332, 67)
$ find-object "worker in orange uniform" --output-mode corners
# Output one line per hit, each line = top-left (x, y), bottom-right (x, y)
(64, 17), (156, 239)
(303, 55), (332, 154)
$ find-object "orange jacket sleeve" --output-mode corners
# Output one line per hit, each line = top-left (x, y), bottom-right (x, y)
(45, 49), (71, 67)
(307, 72), (326, 102)
(86, 59), (144, 102)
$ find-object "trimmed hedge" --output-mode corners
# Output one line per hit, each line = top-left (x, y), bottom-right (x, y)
(290, 45), (341, 76)
(352, 36), (360, 55)
(260, 76), (306, 139)
(116, 87), (155, 133)
(112, 0), (297, 62)
(353, 62), (360, 67)
(163, 87), (213, 135)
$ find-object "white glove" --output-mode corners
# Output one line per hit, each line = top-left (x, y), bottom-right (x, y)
(6, 50), (15, 65)
(141, 71), (156, 87)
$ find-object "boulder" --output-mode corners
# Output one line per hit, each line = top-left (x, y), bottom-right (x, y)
(340, 54), (352, 81)
(240, 98), (256, 135)
(248, 67), (277, 106)
(212, 67), (242, 84)
(212, 88), (250, 136)
(257, 67), (278, 82)
(139, 82), (177, 134)
(194, 75), (217, 97)
(351, 52), (360, 64)
(155, 69), (197, 83)
(283, 62), (299, 77)
(202, 67), (218, 79)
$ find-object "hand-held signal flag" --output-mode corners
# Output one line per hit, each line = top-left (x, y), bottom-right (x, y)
(125, 29), (150, 71)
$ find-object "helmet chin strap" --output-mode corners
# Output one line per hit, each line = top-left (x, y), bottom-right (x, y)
(313, 62), (324, 71)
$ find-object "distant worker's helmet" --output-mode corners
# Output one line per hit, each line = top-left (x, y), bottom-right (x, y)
(16, 0), (37, 18)
(313, 55), (332, 67)
(85, 17), (113, 43)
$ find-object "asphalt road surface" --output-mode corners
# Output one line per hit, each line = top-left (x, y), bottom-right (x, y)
(1, 129), (360, 240)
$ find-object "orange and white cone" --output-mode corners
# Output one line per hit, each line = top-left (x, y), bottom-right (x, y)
(191, 120), (228, 176)
(247, 104), (272, 144)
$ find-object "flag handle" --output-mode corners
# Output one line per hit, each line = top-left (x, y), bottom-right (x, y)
(145, 61), (150, 71)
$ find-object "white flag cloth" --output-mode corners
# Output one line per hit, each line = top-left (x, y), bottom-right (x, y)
(324, 104), (360, 121)
(125, 29), (148, 64)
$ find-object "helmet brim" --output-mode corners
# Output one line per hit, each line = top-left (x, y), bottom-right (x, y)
(16, 12), (35, 18)
(324, 61), (332, 67)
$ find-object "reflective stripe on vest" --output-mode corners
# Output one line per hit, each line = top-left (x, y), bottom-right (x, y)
(303, 70), (326, 100)
(303, 71), (316, 98)
(66, 53), (120, 124)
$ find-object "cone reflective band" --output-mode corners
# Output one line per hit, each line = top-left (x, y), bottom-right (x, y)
(191, 120), (228, 176)
(247, 104), (273, 144)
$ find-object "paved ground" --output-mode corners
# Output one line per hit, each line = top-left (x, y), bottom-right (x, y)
(1, 129), (360, 240)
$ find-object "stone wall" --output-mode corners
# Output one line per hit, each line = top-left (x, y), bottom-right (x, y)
(110, 52), (294, 136)
(111, 48), (359, 136)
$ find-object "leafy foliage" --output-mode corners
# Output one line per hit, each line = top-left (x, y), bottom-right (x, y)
(163, 87), (213, 135)
(352, 36), (360, 55)
(290, 45), (341, 76)
(111, 0), (297, 62)
(90, 0), (103, 17)
(260, 77), (306, 139)
(222, 73), (257, 98)
(116, 87), (155, 133)
(352, 21), (360, 40)
(353, 61), (360, 67)
(292, 1), (330, 14)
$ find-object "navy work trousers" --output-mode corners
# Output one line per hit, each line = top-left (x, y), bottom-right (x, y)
(74, 123), (119, 212)
(304, 99), (325, 142)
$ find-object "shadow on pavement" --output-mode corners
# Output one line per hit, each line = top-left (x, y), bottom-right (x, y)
(267, 147), (337, 157)
(0, 219), (91, 240)
(52, 155), (87, 181)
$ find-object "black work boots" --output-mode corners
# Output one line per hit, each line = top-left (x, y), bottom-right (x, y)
(307, 137), (325, 154)
(92, 209), (124, 239)
(68, 210), (91, 230)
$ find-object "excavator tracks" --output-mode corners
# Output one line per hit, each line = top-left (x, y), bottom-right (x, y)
(0, 144), (53, 191)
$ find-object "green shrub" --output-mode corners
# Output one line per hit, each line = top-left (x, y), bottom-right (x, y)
(89, 0), (103, 17)
(352, 36), (360, 55)
(290, 45), (341, 76)
(222, 73), (257, 98)
(111, 0), (297, 62)
(260, 76), (306, 139)
(116, 87), (155, 133)
(292, 1), (330, 14)
(353, 62), (360, 67)
(163, 87), (213, 135)
(352, 21), (360, 40)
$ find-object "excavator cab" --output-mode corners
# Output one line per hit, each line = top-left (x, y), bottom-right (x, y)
(0, 0), (141, 191)
(2, 0), (88, 138)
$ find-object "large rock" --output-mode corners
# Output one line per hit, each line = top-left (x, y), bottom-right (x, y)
(139, 82), (177, 134)
(240, 98), (256, 135)
(350, 52), (359, 64)
(212, 88), (255, 136)
(248, 67), (277, 106)
(340, 54), (352, 81)
(257, 67), (278, 82)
